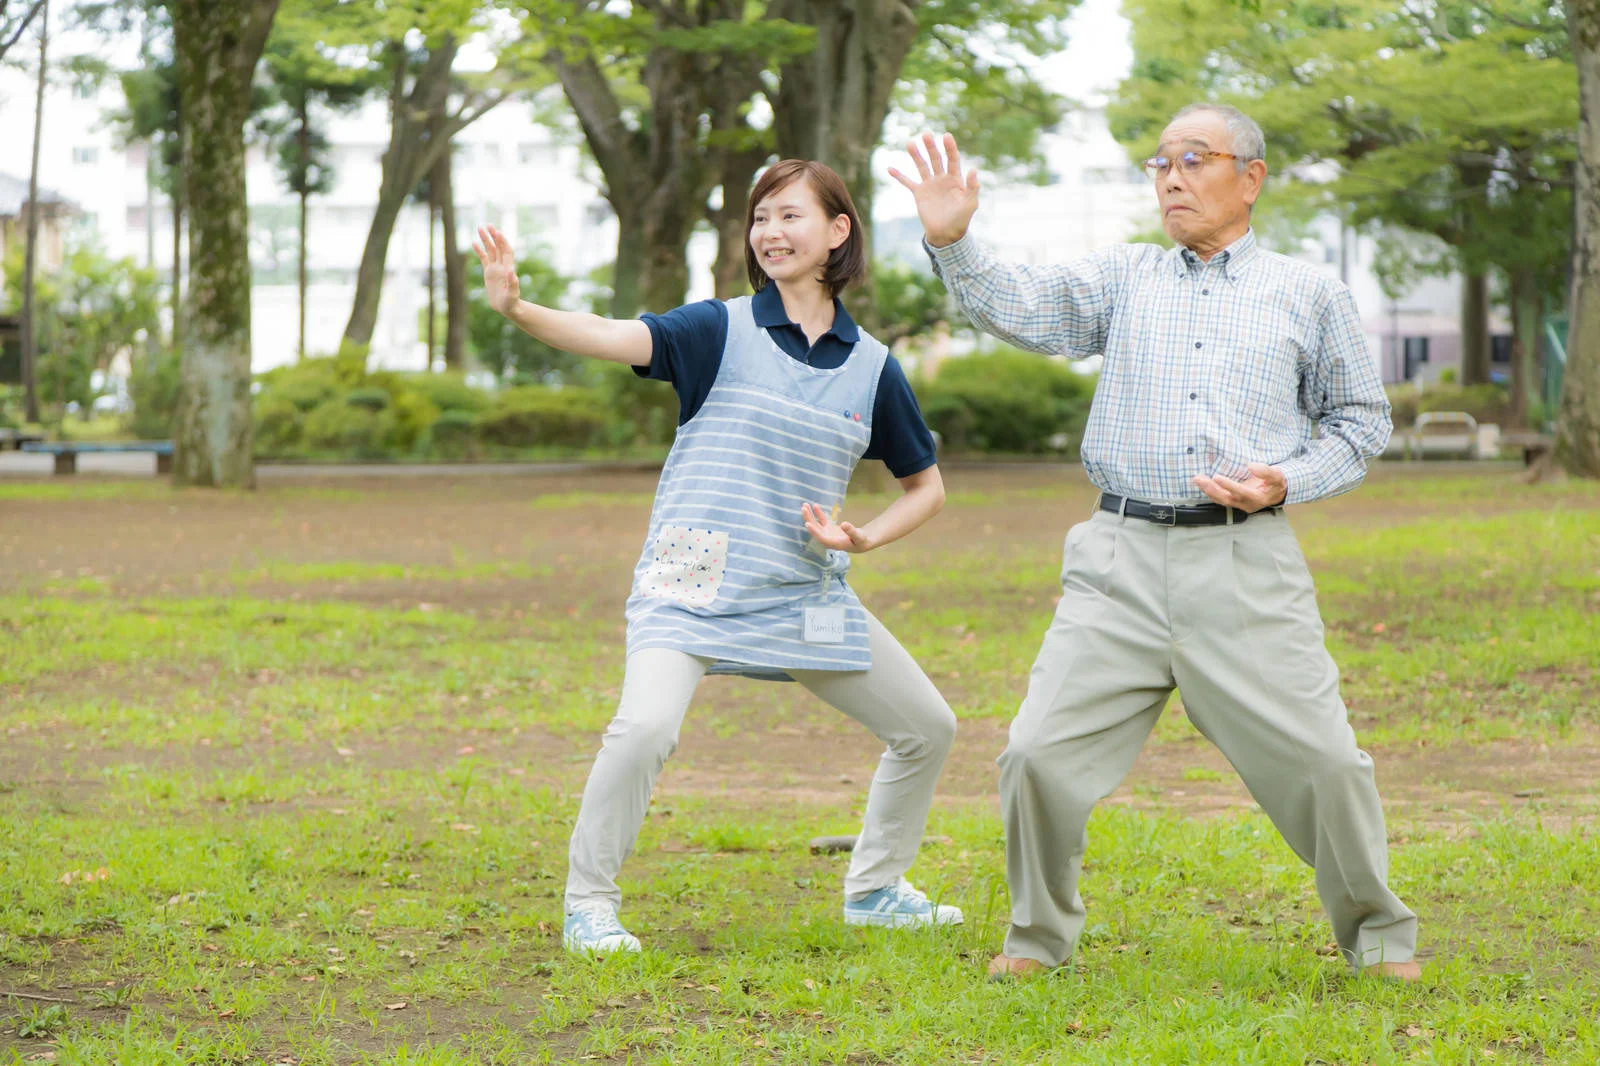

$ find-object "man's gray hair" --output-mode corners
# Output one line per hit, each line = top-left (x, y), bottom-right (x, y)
(1168, 103), (1266, 168)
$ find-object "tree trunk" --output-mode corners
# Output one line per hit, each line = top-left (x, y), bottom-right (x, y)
(171, 174), (183, 349)
(432, 141), (466, 369)
(18, 0), (47, 424)
(769, 0), (922, 327)
(426, 197), (436, 367)
(610, 212), (646, 320)
(170, 0), (279, 489)
(341, 37), (488, 355)
(1507, 268), (1540, 428)
(709, 145), (767, 300)
(297, 96), (309, 361)
(1459, 269), (1490, 386)
(1559, 0), (1600, 476)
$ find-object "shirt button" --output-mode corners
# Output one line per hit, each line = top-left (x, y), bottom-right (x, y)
(1202, 289), (1210, 295)
(1189, 392), (1198, 400)
(1194, 342), (1203, 349)
(1186, 446), (1196, 454)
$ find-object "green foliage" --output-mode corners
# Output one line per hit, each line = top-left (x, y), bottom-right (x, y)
(124, 348), (183, 439)
(343, 386), (391, 412)
(301, 400), (396, 456)
(473, 385), (609, 448)
(915, 348), (1095, 454)
(871, 260), (953, 349)
(584, 360), (678, 448)
(399, 370), (491, 415)
(425, 408), (480, 459)
(1, 244), (162, 417)
(1387, 382), (1515, 428)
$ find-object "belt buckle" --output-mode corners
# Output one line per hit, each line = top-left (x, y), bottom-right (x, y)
(1147, 504), (1177, 526)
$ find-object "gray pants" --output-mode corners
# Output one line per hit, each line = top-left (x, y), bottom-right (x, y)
(1000, 508), (1417, 968)
(566, 611), (958, 912)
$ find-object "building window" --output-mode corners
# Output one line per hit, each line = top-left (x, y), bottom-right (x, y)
(1402, 336), (1429, 380)
(72, 146), (99, 165)
(1490, 334), (1513, 364)
(518, 142), (549, 165)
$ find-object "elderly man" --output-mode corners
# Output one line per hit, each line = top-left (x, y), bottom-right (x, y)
(892, 104), (1420, 980)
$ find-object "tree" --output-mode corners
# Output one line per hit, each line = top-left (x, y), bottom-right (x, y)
(262, 0), (376, 361)
(169, 0), (280, 487)
(3, 246), (162, 418)
(1558, 0), (1600, 474)
(0, 0), (45, 62)
(18, 0), (47, 424)
(532, 1), (803, 317)
(335, 3), (526, 355)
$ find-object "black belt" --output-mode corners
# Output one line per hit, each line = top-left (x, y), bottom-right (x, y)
(1099, 493), (1276, 527)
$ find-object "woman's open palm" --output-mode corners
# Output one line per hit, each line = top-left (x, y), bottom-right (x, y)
(472, 225), (520, 315)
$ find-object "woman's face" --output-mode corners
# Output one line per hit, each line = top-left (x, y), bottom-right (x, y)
(749, 180), (850, 288)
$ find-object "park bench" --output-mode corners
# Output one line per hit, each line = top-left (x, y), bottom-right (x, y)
(0, 427), (45, 451)
(21, 440), (174, 475)
(1500, 428), (1556, 466)
(1400, 411), (1502, 461)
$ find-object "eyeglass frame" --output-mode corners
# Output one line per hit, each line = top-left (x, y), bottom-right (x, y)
(1141, 150), (1243, 181)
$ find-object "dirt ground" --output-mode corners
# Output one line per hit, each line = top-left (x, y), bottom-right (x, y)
(3, 462), (1597, 833)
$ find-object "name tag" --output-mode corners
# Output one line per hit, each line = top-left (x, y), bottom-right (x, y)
(803, 606), (846, 644)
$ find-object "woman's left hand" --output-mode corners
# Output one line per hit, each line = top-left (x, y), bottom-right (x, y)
(802, 502), (875, 553)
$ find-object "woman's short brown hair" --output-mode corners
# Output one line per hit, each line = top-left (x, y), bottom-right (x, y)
(744, 160), (867, 299)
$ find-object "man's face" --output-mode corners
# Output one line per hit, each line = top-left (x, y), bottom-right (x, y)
(1153, 111), (1265, 253)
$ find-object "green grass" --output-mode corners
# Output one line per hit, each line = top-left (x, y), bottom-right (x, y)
(2, 468), (1598, 1063)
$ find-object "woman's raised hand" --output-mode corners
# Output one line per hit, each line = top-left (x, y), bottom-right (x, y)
(472, 225), (521, 316)
(888, 133), (981, 249)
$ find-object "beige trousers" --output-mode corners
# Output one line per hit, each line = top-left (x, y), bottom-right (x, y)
(998, 508), (1417, 968)
(566, 611), (957, 913)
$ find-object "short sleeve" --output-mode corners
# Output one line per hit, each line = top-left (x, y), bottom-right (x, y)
(637, 299), (729, 425)
(864, 356), (938, 478)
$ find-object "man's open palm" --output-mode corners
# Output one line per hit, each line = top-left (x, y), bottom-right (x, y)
(889, 133), (981, 248)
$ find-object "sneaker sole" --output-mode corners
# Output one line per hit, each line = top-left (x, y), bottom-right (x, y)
(563, 936), (642, 956)
(842, 910), (964, 928)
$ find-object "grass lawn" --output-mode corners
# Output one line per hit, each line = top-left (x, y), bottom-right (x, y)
(2, 463), (1597, 1064)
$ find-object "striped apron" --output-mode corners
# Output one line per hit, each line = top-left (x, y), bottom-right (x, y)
(624, 294), (888, 679)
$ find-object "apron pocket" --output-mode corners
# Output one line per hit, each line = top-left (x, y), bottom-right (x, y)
(641, 525), (729, 608)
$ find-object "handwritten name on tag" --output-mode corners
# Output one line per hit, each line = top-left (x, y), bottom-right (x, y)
(803, 606), (846, 644)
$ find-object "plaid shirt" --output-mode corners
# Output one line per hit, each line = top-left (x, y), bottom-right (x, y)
(927, 228), (1391, 505)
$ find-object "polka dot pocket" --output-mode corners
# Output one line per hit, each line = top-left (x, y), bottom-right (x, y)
(641, 525), (730, 608)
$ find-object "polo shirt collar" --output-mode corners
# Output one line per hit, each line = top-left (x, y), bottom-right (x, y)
(751, 282), (860, 343)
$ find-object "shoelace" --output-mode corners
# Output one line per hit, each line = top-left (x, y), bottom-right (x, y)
(890, 879), (930, 906)
(573, 904), (626, 937)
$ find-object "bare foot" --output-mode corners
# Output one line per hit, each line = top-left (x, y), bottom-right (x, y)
(1364, 959), (1423, 982)
(986, 953), (1048, 980)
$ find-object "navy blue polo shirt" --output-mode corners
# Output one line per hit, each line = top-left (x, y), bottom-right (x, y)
(635, 284), (938, 478)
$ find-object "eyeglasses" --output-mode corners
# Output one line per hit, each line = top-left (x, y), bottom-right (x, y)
(1142, 150), (1240, 181)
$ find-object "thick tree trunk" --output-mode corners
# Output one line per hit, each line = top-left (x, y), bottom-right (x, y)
(770, 0), (921, 327)
(19, 0), (46, 424)
(1459, 269), (1490, 386)
(1508, 268), (1540, 427)
(432, 142), (466, 369)
(170, 0), (279, 488)
(610, 213), (646, 320)
(1559, 0), (1600, 476)
(709, 145), (767, 300)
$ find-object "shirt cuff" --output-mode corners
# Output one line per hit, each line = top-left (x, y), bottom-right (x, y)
(923, 233), (983, 275)
(1275, 456), (1323, 506)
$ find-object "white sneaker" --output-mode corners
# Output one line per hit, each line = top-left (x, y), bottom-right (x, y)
(843, 878), (964, 928)
(562, 902), (642, 955)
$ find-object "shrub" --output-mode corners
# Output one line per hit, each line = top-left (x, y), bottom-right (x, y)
(400, 371), (491, 415)
(915, 348), (1095, 454)
(426, 409), (480, 459)
(344, 386), (391, 412)
(124, 349), (183, 439)
(257, 358), (343, 413)
(254, 394), (306, 455)
(475, 386), (608, 448)
(587, 360), (677, 448)
(302, 400), (396, 456)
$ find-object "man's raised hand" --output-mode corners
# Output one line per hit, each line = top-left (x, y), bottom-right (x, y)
(472, 225), (521, 317)
(888, 133), (981, 249)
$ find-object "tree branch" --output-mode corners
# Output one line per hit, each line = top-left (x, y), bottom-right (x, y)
(0, 0), (47, 57)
